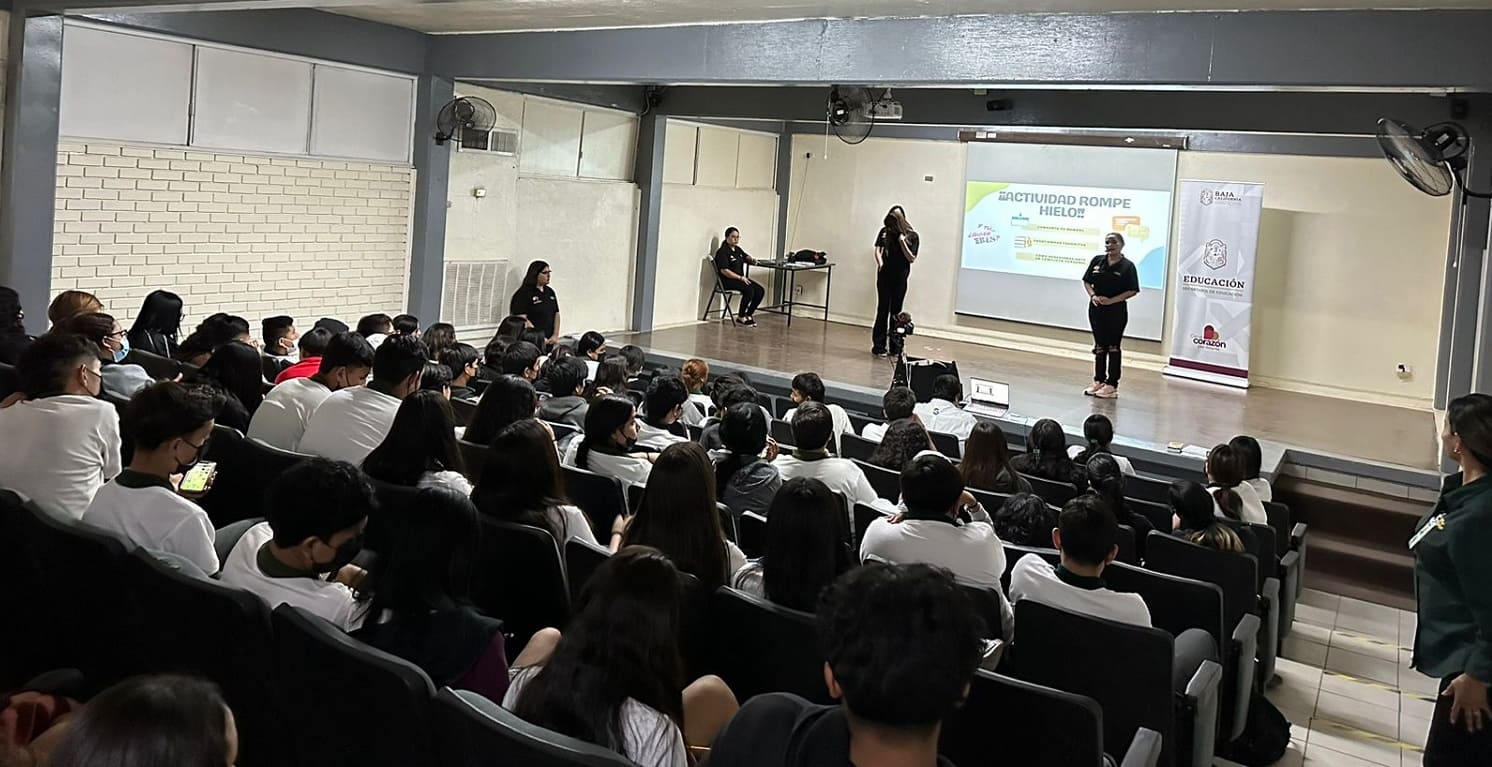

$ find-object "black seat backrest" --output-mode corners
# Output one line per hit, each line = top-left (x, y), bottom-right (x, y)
(627, 483), (735, 542)
(450, 397), (477, 427)
(1218, 519), (1277, 592)
(956, 579), (1006, 640)
(851, 458), (901, 502)
(0, 361), (18, 399)
(738, 511), (767, 558)
(854, 502), (888, 548)
(472, 518), (570, 650)
(542, 420), (579, 444)
(271, 605), (437, 767)
(685, 422), (704, 441)
(1114, 524), (1137, 564)
(626, 482), (643, 513)
(770, 418), (796, 448)
(941, 671), (1108, 767)
(928, 430), (961, 458)
(968, 487), (1013, 512)
(561, 465), (627, 540)
(1023, 472), (1079, 506)
(366, 479), (425, 557)
(1125, 473), (1171, 505)
(1129, 497), (1174, 533)
(1144, 532), (1258, 637)
(457, 439), (488, 481)
(432, 688), (636, 767)
(1264, 501), (1293, 553)
(840, 432), (877, 462)
(124, 550), (286, 766)
(0, 490), (48, 683)
(1104, 561), (1225, 647)
(201, 426), (309, 527)
(1001, 544), (1058, 591)
(563, 537), (611, 605)
(124, 348), (182, 381)
(710, 587), (832, 703)
(1013, 600), (1177, 766)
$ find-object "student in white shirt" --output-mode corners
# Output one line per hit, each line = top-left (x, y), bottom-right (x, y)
(576, 330), (608, 382)
(1067, 413), (1136, 476)
(474, 419), (598, 545)
(83, 382), (222, 573)
(619, 442), (748, 589)
(248, 331), (375, 452)
(566, 394), (656, 486)
(220, 457), (372, 631)
(1206, 442), (1268, 525)
(774, 403), (887, 519)
(860, 453), (1007, 588)
(299, 333), (426, 465)
(912, 374), (978, 443)
(1008, 494), (1152, 628)
(680, 358), (711, 427)
(0, 333), (121, 520)
(361, 390), (473, 496)
(635, 375), (690, 451)
(781, 372), (851, 451)
(861, 385), (916, 443)
(504, 547), (738, 766)
(1229, 434), (1273, 503)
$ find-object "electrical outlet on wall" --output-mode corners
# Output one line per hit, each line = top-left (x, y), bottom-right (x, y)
(1397, 363), (1414, 380)
(794, 285), (804, 296)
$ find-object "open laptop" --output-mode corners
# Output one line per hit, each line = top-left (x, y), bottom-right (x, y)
(964, 377), (1010, 418)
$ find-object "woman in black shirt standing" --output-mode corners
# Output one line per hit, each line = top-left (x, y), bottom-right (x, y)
(1081, 232), (1140, 399)
(871, 206), (919, 356)
(509, 260), (561, 348)
(714, 227), (765, 326)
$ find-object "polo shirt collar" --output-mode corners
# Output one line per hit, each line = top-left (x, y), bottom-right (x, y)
(114, 469), (174, 491)
(1442, 472), (1492, 511)
(256, 542), (319, 580)
(792, 448), (832, 462)
(1055, 564), (1107, 591)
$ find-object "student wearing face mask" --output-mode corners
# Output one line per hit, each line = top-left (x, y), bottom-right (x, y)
(261, 315), (299, 380)
(65, 311), (153, 399)
(249, 332), (376, 452)
(563, 395), (656, 486)
(219, 458), (374, 631)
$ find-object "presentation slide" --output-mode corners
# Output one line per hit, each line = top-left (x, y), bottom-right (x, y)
(955, 144), (1178, 340)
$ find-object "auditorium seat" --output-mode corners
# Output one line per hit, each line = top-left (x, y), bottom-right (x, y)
(685, 422), (704, 441)
(272, 605), (437, 767)
(625, 482), (737, 542)
(1124, 473), (1173, 505)
(1128, 498), (1174, 534)
(840, 432), (878, 462)
(366, 479), (424, 558)
(852, 458), (901, 502)
(955, 578), (1008, 640)
(543, 420), (579, 445)
(967, 487), (1014, 511)
(449, 396), (477, 427)
(1226, 518), (1301, 648)
(1115, 524), (1138, 564)
(472, 518), (570, 651)
(457, 438), (488, 481)
(124, 347), (182, 381)
(854, 502), (889, 548)
(769, 418), (796, 449)
(1265, 500), (1309, 598)
(0, 489), (45, 686)
(200, 425), (311, 527)
(737, 510), (767, 558)
(710, 587), (833, 704)
(562, 537), (611, 604)
(432, 688), (635, 767)
(561, 465), (627, 540)
(928, 430), (961, 459)
(1022, 472), (1080, 506)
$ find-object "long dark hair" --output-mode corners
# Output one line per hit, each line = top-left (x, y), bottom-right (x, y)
(1073, 414), (1115, 464)
(887, 205), (913, 234)
(584, 357), (629, 402)
(0, 286), (26, 336)
(1170, 480), (1243, 553)
(511, 546), (686, 757)
(1448, 393), (1492, 472)
(961, 421), (1019, 491)
(473, 419), (569, 541)
(716, 401), (767, 496)
(621, 442), (730, 590)
(870, 418), (932, 471)
(49, 674), (232, 767)
(190, 342), (264, 414)
(422, 322), (457, 360)
(65, 311), (121, 362)
(463, 375), (536, 446)
(1021, 418), (1081, 483)
(1085, 453), (1128, 517)
(761, 478), (851, 612)
(129, 290), (184, 338)
(367, 486), (480, 620)
(1206, 443), (1247, 520)
(577, 395), (636, 469)
(362, 390), (465, 486)
(522, 260), (550, 290)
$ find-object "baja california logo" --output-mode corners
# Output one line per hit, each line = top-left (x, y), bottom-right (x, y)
(1200, 189), (1214, 206)
(1203, 239), (1228, 270)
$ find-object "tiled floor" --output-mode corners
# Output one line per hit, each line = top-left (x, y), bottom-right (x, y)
(1222, 589), (1438, 766)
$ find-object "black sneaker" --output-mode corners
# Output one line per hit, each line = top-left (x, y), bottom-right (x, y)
(871, 348), (888, 357)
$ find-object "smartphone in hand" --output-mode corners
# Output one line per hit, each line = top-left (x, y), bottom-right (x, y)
(179, 461), (217, 495)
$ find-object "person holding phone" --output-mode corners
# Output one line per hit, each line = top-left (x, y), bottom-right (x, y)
(871, 206), (919, 356)
(82, 381), (223, 574)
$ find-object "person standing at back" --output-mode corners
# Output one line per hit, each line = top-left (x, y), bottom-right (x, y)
(870, 206), (919, 357)
(509, 260), (562, 348)
(299, 334), (426, 465)
(714, 227), (765, 326)
(250, 332), (374, 452)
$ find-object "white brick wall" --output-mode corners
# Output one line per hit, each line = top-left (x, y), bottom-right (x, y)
(51, 141), (414, 330)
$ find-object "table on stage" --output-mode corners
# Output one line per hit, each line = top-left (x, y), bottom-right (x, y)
(750, 259), (834, 327)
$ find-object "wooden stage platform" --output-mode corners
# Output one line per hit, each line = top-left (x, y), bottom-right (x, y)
(618, 316), (1440, 473)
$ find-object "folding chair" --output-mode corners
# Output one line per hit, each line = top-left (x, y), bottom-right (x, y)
(701, 257), (738, 322)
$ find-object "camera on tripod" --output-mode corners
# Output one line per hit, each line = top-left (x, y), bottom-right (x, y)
(888, 312), (915, 356)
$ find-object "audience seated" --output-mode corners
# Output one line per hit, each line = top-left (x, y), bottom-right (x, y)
(249, 331), (374, 452)
(1169, 479), (1246, 553)
(711, 401), (782, 520)
(314, 317), (349, 335)
(175, 313), (252, 367)
(1206, 442), (1267, 524)
(422, 322), (458, 361)
(619, 344), (647, 384)
(860, 385), (915, 442)
(419, 361), (453, 398)
(576, 330), (609, 381)
(868, 418), (934, 472)
(478, 316), (528, 381)
(1229, 434), (1272, 502)
(82, 382), (223, 573)
(1068, 414), (1136, 476)
(1085, 452), (1154, 544)
(65, 312), (153, 399)
(731, 477), (852, 610)
(698, 375), (762, 451)
(125, 289), (183, 359)
(564, 394), (655, 485)
(272, 326), (333, 385)
(992, 492), (1057, 548)
(47, 290), (103, 329)
(860, 453), (1006, 588)
(262, 315), (298, 367)
(680, 358), (711, 426)
(620, 442), (747, 589)
(354, 486), (535, 702)
(462, 375), (538, 447)
(498, 341), (542, 384)
(362, 390), (471, 495)
(49, 675), (238, 767)
(0, 333), (121, 520)
(356, 313), (394, 347)
(1010, 418), (1086, 490)
(584, 356), (630, 402)
(219, 458), (372, 631)
(912, 374), (977, 442)
(636, 376), (691, 450)
(709, 564), (983, 767)
(1008, 494), (1150, 627)
(536, 356), (589, 429)
(392, 314), (421, 338)
(782, 372), (852, 450)
(473, 419), (598, 545)
(960, 421), (1031, 494)
(773, 403), (882, 517)
(0, 286), (32, 366)
(504, 546), (738, 766)
(440, 343), (481, 401)
(299, 334), (426, 465)
(183, 342), (265, 432)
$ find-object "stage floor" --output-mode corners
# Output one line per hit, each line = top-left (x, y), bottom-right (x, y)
(619, 316), (1440, 472)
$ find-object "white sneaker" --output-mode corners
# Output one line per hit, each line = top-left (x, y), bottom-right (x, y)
(1083, 381), (1103, 396)
(1094, 384), (1118, 399)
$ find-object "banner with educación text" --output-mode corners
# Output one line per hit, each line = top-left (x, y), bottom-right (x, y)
(1164, 180), (1264, 388)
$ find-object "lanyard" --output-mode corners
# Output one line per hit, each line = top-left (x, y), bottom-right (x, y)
(1409, 514), (1447, 550)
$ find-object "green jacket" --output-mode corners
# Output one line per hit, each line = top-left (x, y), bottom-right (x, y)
(1412, 472), (1492, 681)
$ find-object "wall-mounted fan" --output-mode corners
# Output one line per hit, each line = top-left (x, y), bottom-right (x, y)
(1377, 118), (1491, 199)
(827, 86), (875, 145)
(434, 96), (497, 145)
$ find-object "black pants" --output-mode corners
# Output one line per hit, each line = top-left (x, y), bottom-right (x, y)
(1424, 676), (1492, 766)
(721, 277), (765, 317)
(1089, 303), (1128, 387)
(872, 268), (910, 352)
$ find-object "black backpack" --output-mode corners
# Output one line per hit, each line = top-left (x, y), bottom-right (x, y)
(1218, 691), (1292, 765)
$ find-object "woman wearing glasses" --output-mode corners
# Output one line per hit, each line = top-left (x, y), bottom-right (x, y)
(64, 311), (154, 400)
(510, 260), (562, 349)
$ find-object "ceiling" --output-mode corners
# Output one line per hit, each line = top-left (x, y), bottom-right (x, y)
(328, 0), (1492, 33)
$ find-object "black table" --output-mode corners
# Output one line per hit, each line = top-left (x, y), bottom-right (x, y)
(750, 260), (834, 327)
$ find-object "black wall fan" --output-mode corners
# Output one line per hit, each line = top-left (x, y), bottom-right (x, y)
(434, 96), (497, 145)
(1377, 118), (1492, 199)
(827, 86), (875, 145)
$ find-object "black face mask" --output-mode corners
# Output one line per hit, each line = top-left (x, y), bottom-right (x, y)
(314, 533), (363, 575)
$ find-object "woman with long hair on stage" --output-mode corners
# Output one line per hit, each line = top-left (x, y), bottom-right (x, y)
(871, 206), (919, 357)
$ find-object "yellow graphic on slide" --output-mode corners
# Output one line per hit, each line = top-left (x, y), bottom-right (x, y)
(965, 182), (1010, 212)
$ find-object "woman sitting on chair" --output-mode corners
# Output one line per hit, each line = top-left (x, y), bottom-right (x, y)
(714, 227), (766, 326)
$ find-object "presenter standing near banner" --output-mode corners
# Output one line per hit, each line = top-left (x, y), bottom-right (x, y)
(871, 206), (920, 356)
(1082, 233), (1140, 399)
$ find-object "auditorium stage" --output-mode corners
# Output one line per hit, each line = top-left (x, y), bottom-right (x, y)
(618, 316), (1441, 475)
